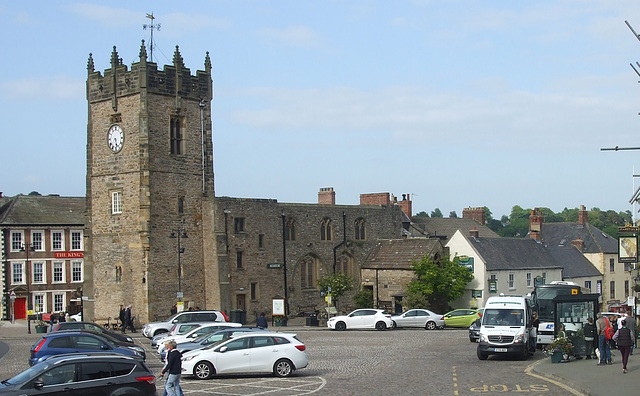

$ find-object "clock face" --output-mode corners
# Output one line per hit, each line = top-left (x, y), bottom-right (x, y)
(107, 125), (124, 153)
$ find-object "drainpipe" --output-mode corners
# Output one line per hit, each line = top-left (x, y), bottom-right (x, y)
(333, 212), (347, 273)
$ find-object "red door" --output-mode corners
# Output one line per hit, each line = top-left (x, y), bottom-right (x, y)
(13, 298), (26, 319)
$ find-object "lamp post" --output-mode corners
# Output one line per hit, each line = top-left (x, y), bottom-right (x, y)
(170, 227), (188, 301)
(21, 242), (35, 334)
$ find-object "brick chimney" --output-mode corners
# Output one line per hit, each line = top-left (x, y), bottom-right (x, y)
(578, 205), (588, 225)
(360, 192), (391, 206)
(529, 208), (543, 241)
(469, 226), (479, 238)
(462, 207), (485, 225)
(571, 237), (584, 252)
(398, 193), (412, 221)
(318, 187), (336, 205)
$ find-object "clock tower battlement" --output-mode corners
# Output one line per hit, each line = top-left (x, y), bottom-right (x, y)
(85, 41), (218, 324)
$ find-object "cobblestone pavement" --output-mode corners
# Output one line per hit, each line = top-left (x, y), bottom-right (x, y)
(1, 320), (581, 395)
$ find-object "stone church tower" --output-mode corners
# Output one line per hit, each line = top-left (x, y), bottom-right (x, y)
(84, 42), (219, 323)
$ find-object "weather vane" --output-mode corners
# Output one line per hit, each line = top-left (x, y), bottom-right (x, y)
(143, 12), (161, 62)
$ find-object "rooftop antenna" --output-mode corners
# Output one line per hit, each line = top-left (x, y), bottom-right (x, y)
(143, 12), (160, 62)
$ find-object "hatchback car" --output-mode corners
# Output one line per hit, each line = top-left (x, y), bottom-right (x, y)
(142, 310), (229, 338)
(29, 331), (145, 366)
(390, 309), (444, 330)
(160, 327), (267, 361)
(0, 353), (155, 395)
(443, 309), (481, 328)
(181, 332), (308, 379)
(327, 309), (393, 331)
(52, 321), (134, 344)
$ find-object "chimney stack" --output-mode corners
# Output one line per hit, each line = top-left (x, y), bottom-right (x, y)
(463, 207), (485, 225)
(398, 193), (412, 221)
(318, 187), (336, 205)
(571, 237), (584, 252)
(529, 208), (543, 241)
(470, 226), (479, 238)
(578, 205), (588, 225)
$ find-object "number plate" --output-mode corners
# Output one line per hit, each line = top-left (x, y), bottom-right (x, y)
(494, 348), (508, 352)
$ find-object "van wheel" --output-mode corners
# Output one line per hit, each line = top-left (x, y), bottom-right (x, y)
(477, 348), (488, 360)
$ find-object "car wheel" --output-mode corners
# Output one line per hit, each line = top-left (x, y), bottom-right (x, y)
(469, 337), (475, 343)
(194, 361), (214, 380)
(390, 321), (397, 329)
(425, 321), (436, 330)
(335, 321), (347, 331)
(375, 321), (387, 331)
(274, 358), (294, 377)
(477, 348), (488, 360)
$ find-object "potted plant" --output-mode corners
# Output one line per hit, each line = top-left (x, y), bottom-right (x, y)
(35, 319), (48, 333)
(545, 336), (573, 363)
(273, 315), (288, 327)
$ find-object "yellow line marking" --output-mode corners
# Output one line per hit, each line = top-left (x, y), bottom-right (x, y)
(525, 360), (585, 396)
(452, 365), (459, 395)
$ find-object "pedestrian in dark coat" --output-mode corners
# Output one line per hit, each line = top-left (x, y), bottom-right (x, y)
(256, 312), (268, 329)
(122, 305), (136, 333)
(613, 319), (635, 373)
(118, 305), (126, 331)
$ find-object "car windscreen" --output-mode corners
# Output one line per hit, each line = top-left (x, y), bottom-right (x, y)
(482, 309), (524, 326)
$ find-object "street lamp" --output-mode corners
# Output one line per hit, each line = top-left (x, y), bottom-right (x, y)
(21, 242), (35, 334)
(170, 227), (188, 301)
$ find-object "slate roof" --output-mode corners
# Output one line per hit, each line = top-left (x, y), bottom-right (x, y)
(466, 236), (561, 271)
(465, 235), (601, 279)
(363, 238), (445, 270)
(540, 222), (618, 254)
(410, 217), (499, 241)
(0, 195), (85, 226)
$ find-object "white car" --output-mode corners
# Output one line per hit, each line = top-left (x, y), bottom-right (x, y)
(327, 309), (392, 331)
(156, 322), (242, 354)
(390, 309), (445, 330)
(69, 313), (82, 322)
(181, 332), (308, 379)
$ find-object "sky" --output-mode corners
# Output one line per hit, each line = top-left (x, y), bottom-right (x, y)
(3, 1), (640, 220)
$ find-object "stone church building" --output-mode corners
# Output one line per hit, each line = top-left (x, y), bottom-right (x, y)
(85, 42), (413, 324)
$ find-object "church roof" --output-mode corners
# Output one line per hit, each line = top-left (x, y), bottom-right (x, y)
(0, 195), (85, 226)
(363, 238), (446, 270)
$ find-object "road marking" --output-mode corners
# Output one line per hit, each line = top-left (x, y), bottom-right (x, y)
(452, 365), (459, 395)
(524, 360), (584, 396)
(179, 376), (327, 395)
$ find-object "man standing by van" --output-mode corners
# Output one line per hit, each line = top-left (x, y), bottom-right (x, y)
(596, 313), (611, 365)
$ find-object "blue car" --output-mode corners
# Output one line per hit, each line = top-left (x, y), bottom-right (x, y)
(29, 331), (145, 366)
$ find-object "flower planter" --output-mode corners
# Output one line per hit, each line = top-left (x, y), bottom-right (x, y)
(550, 351), (563, 363)
(274, 319), (288, 327)
(35, 325), (48, 334)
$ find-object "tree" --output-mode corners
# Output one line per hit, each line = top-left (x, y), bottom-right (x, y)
(353, 287), (374, 308)
(414, 211), (429, 218)
(406, 255), (474, 313)
(316, 273), (353, 309)
(449, 211), (458, 218)
(431, 208), (443, 218)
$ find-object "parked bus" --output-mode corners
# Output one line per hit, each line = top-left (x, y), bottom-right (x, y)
(532, 281), (599, 348)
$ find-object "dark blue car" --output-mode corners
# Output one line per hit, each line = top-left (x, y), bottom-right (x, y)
(29, 331), (145, 366)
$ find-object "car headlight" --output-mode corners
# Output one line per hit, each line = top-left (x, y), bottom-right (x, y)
(182, 355), (196, 362)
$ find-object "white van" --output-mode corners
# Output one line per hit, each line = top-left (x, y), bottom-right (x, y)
(477, 295), (535, 360)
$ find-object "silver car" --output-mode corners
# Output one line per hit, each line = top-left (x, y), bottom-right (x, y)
(390, 309), (444, 330)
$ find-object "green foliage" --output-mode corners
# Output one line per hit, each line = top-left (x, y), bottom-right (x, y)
(430, 208), (443, 218)
(414, 211), (429, 218)
(407, 255), (474, 313)
(449, 211), (458, 218)
(316, 273), (353, 305)
(484, 205), (631, 238)
(353, 287), (374, 308)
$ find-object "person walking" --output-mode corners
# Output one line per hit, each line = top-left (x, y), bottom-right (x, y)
(613, 319), (635, 373)
(160, 340), (184, 396)
(123, 305), (136, 333)
(256, 312), (268, 329)
(118, 305), (126, 331)
(596, 313), (612, 365)
(583, 317), (596, 359)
